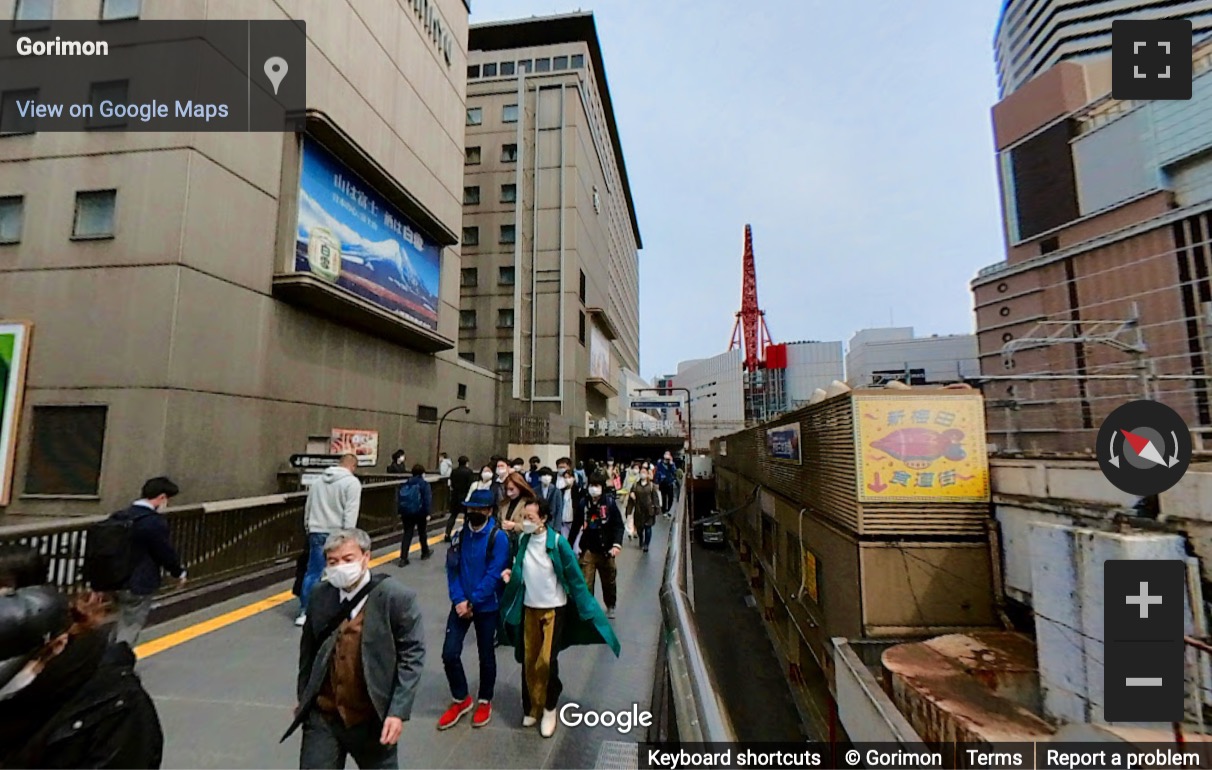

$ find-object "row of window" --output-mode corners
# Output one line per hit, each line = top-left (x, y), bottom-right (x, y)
(461, 224), (513, 247)
(460, 265), (515, 287)
(467, 104), (517, 126)
(0, 189), (117, 243)
(459, 350), (513, 371)
(13, 0), (139, 22)
(458, 308), (514, 329)
(464, 184), (515, 205)
(465, 144), (516, 164)
(467, 54), (584, 80)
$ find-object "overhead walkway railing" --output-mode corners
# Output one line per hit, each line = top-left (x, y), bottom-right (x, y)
(0, 475), (445, 595)
(649, 481), (738, 743)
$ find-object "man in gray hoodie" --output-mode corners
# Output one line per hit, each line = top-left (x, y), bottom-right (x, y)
(297, 454), (363, 627)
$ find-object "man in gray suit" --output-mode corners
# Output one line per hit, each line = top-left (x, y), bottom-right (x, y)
(284, 529), (424, 769)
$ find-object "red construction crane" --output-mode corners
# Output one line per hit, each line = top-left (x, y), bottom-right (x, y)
(728, 224), (774, 371)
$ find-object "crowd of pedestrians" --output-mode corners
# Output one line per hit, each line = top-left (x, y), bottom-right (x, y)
(0, 448), (683, 769)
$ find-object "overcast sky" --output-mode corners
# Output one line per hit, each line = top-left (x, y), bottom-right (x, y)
(471, 0), (1006, 382)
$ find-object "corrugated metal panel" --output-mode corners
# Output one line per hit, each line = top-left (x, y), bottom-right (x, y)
(715, 389), (991, 537)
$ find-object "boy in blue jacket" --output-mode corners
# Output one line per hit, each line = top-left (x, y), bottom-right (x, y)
(438, 488), (511, 730)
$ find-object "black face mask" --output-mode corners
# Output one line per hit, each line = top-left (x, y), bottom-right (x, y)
(467, 511), (489, 526)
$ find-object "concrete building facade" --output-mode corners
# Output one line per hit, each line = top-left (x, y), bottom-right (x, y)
(994, 0), (1212, 96)
(845, 328), (979, 388)
(974, 38), (1212, 453)
(459, 13), (641, 458)
(0, 0), (502, 516)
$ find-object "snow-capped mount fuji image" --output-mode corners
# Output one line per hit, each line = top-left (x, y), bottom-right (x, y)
(293, 139), (442, 331)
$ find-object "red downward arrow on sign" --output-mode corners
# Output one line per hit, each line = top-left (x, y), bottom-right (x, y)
(868, 472), (888, 493)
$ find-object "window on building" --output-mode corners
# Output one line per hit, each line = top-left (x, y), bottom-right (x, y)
(501, 183), (517, 203)
(100, 0), (139, 20)
(499, 224), (515, 244)
(461, 267), (478, 287)
(25, 405), (107, 496)
(535, 58), (551, 73)
(1, 88), (38, 135)
(499, 266), (515, 285)
(497, 352), (513, 371)
(465, 146), (481, 164)
(466, 107), (482, 126)
(72, 190), (116, 238)
(518, 59), (532, 73)
(87, 80), (128, 129)
(14, 0), (52, 22)
(1039, 236), (1059, 255)
(459, 310), (477, 329)
(463, 185), (480, 205)
(592, 186), (600, 214)
(467, 64), (480, 79)
(502, 104), (518, 123)
(459, 351), (475, 363)
(578, 270), (586, 302)
(501, 144), (518, 162)
(571, 54), (584, 69)
(498, 308), (514, 328)
(0, 196), (23, 244)
(482, 62), (497, 77)
(553, 55), (569, 70)
(417, 405), (438, 424)
(462, 226), (479, 246)
(457, 383), (468, 400)
(579, 311), (586, 345)
(500, 61), (515, 76)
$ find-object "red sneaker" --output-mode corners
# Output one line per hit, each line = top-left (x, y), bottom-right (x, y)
(472, 700), (492, 727)
(437, 696), (473, 730)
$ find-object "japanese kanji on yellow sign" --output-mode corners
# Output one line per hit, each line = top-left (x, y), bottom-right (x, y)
(853, 396), (990, 503)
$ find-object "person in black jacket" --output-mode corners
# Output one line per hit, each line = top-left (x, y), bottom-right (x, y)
(568, 473), (624, 619)
(111, 478), (187, 647)
(0, 587), (164, 769)
(444, 456), (476, 542)
(386, 450), (407, 475)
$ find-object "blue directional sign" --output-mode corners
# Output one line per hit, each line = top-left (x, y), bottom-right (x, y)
(631, 399), (681, 409)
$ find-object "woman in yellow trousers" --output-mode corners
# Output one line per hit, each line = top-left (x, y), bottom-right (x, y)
(499, 498), (621, 737)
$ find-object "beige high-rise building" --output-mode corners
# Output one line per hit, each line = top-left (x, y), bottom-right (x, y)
(0, 0), (502, 516)
(459, 13), (643, 458)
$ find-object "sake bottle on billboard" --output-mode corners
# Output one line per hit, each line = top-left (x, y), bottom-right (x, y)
(307, 226), (341, 282)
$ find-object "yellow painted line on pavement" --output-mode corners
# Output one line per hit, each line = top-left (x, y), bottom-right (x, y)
(135, 533), (446, 660)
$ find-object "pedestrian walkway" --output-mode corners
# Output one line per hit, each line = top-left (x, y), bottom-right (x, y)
(134, 522), (669, 769)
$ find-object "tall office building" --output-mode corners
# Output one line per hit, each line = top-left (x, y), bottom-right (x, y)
(460, 13), (642, 457)
(0, 0), (498, 515)
(995, 0), (1212, 96)
(975, 37), (1212, 453)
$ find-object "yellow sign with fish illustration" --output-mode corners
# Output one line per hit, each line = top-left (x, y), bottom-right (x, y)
(854, 396), (989, 502)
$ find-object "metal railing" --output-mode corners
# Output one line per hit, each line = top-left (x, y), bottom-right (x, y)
(650, 481), (738, 742)
(0, 475), (451, 594)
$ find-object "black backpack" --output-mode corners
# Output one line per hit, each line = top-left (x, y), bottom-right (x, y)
(83, 511), (142, 591)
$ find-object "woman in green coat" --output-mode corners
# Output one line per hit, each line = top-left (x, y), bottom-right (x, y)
(500, 498), (620, 737)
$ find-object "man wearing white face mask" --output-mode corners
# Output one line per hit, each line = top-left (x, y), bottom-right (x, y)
(554, 459), (578, 541)
(568, 474), (624, 619)
(534, 466), (563, 528)
(287, 529), (424, 769)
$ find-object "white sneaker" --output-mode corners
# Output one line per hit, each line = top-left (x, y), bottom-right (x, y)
(522, 715), (537, 727)
(540, 708), (557, 738)
(294, 613), (307, 627)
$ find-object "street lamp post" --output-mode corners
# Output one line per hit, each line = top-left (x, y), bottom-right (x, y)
(634, 387), (693, 520)
(435, 405), (471, 468)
